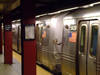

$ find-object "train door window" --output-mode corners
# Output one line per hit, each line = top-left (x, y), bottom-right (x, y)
(40, 26), (43, 43)
(12, 28), (15, 38)
(90, 24), (98, 56)
(36, 24), (39, 42)
(80, 24), (87, 54)
(18, 26), (21, 38)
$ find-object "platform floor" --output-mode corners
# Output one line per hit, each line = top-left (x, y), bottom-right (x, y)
(0, 46), (53, 75)
(0, 54), (21, 75)
(13, 51), (53, 75)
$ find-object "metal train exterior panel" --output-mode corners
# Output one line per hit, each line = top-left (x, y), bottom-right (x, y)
(12, 4), (100, 75)
(12, 20), (21, 54)
(62, 4), (100, 75)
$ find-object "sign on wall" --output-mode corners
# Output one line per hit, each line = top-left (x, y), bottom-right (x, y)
(24, 24), (35, 40)
(69, 32), (77, 43)
(42, 31), (46, 38)
(5, 24), (11, 31)
(70, 25), (77, 31)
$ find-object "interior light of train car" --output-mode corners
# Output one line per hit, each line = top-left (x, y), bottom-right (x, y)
(64, 19), (75, 26)
(16, 24), (20, 26)
(12, 25), (15, 28)
(2, 23), (3, 26)
(64, 17), (73, 19)
(45, 20), (51, 25)
(38, 24), (43, 27)
(41, 24), (43, 26)
(51, 18), (57, 27)
(36, 21), (41, 24)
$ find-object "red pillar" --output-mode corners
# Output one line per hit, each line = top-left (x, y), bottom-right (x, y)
(20, 0), (36, 75)
(0, 21), (3, 54)
(4, 13), (12, 64)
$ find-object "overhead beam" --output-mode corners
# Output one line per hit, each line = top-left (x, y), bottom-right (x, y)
(0, 15), (3, 19)
(0, 1), (14, 4)
(5, 0), (20, 12)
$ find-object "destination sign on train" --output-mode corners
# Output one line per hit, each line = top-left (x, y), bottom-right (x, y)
(69, 25), (77, 31)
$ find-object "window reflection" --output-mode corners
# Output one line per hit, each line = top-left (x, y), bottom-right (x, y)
(90, 25), (98, 56)
(36, 24), (39, 42)
(40, 27), (43, 43)
(80, 25), (86, 54)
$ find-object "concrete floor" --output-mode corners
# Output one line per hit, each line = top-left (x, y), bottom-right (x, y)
(0, 45), (53, 75)
(0, 54), (21, 75)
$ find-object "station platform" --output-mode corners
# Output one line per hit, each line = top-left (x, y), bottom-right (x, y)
(0, 53), (21, 75)
(0, 46), (53, 75)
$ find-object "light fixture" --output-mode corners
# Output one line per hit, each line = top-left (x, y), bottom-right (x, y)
(58, 7), (78, 13)
(17, 19), (21, 21)
(48, 11), (60, 15)
(12, 20), (16, 22)
(35, 14), (47, 18)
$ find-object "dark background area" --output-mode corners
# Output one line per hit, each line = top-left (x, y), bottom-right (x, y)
(11, 0), (100, 20)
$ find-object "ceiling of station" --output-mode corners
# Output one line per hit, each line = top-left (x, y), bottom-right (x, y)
(35, 0), (100, 15)
(0, 0), (100, 19)
(0, 0), (17, 16)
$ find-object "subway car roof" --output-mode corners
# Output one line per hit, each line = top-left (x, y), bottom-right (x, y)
(64, 4), (100, 19)
(36, 11), (69, 22)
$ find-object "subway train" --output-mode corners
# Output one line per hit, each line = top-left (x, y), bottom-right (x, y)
(12, 20), (21, 54)
(12, 3), (100, 75)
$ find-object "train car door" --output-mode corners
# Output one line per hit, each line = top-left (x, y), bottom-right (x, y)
(36, 24), (39, 62)
(41, 21), (50, 68)
(18, 25), (21, 53)
(36, 23), (42, 64)
(78, 20), (98, 75)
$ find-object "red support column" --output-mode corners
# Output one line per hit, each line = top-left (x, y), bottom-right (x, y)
(20, 0), (36, 75)
(4, 13), (12, 64)
(0, 21), (3, 54)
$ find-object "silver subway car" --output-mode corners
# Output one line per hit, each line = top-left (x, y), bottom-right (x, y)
(36, 13), (67, 74)
(11, 3), (100, 75)
(12, 19), (21, 53)
(62, 4), (100, 75)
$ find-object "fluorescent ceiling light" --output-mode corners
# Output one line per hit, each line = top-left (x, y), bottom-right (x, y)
(58, 7), (78, 13)
(12, 20), (16, 22)
(92, 1), (100, 5)
(17, 19), (21, 21)
(36, 14), (47, 18)
(48, 11), (60, 15)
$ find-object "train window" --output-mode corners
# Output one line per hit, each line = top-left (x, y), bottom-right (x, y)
(90, 24), (98, 56)
(40, 26), (43, 43)
(80, 24), (87, 54)
(12, 28), (15, 38)
(18, 26), (21, 38)
(36, 26), (39, 42)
